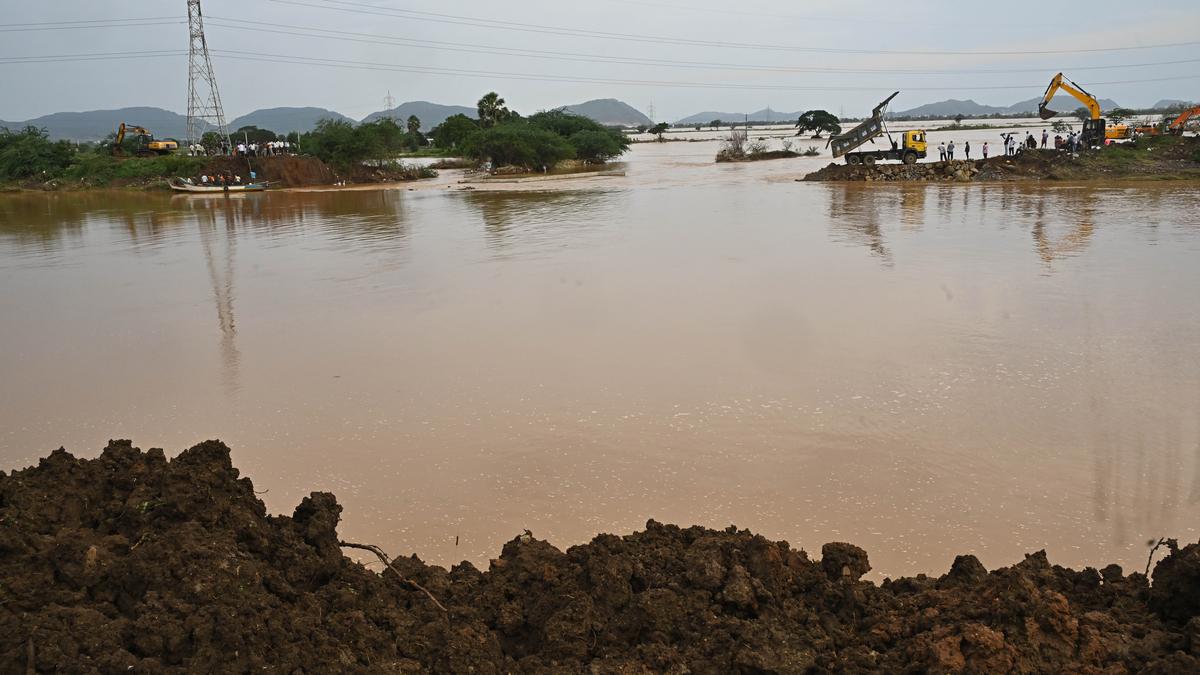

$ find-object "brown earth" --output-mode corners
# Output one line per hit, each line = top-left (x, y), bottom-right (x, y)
(803, 135), (1200, 183)
(3, 440), (1200, 673)
(716, 150), (803, 163)
(201, 156), (336, 187)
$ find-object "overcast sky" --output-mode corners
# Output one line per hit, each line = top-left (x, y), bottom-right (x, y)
(2, 0), (1198, 122)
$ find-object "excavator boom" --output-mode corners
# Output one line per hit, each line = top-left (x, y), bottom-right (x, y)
(1037, 73), (1102, 121)
(1169, 105), (1200, 132)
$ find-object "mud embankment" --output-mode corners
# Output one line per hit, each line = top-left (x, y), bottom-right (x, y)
(3, 440), (1199, 673)
(201, 155), (335, 187)
(803, 136), (1200, 183)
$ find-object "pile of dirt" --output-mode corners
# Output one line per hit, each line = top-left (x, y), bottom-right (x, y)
(3, 440), (1200, 673)
(200, 156), (336, 187)
(803, 136), (1200, 183)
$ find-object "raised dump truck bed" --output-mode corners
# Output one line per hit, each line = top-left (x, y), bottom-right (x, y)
(829, 92), (927, 165)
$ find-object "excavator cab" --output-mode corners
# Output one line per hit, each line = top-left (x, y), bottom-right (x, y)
(1082, 119), (1107, 147)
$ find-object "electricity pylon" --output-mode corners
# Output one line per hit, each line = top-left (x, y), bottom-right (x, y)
(186, 0), (229, 148)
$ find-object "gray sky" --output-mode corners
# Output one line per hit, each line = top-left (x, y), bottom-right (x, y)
(2, 0), (1198, 122)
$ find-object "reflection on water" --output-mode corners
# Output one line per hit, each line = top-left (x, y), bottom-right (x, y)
(2, 180), (1199, 578)
(198, 203), (240, 395)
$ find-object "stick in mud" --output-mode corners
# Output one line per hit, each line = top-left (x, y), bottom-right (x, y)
(339, 541), (448, 613)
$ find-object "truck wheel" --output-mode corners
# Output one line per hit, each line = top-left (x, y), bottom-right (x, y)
(862, 155), (876, 166)
(847, 155), (862, 165)
(902, 152), (917, 165)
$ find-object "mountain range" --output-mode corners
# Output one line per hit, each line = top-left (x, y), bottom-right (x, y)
(892, 95), (1121, 118)
(228, 107), (354, 134)
(675, 108), (800, 125)
(7, 94), (1192, 141)
(360, 101), (476, 131)
(559, 99), (651, 126)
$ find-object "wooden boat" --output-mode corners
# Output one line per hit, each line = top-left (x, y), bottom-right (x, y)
(169, 178), (269, 194)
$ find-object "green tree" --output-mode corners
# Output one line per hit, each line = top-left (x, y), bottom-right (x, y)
(233, 126), (277, 144)
(1107, 108), (1135, 125)
(0, 126), (76, 181)
(794, 110), (841, 138)
(648, 122), (670, 140)
(477, 92), (511, 128)
(954, 114), (965, 126)
(1051, 120), (1073, 134)
(406, 115), (421, 135)
(461, 123), (574, 170)
(635, 124), (648, 134)
(1073, 107), (1093, 122)
(567, 130), (627, 164)
(709, 119), (722, 128)
(431, 114), (479, 149)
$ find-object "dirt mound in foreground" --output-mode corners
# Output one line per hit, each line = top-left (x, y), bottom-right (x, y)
(3, 440), (1199, 673)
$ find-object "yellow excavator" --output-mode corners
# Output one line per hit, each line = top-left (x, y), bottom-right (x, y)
(1037, 73), (1127, 145)
(113, 123), (178, 157)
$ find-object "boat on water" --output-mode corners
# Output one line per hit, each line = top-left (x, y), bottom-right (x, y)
(169, 178), (270, 194)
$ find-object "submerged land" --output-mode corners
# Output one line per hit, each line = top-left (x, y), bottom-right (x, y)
(2, 440), (1199, 673)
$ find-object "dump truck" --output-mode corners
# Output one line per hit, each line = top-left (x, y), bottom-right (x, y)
(829, 92), (927, 165)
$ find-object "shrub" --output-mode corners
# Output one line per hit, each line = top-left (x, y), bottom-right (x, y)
(461, 123), (575, 170)
(0, 126), (77, 181)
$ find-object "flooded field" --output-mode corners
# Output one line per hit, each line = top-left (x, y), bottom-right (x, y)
(2, 145), (1199, 578)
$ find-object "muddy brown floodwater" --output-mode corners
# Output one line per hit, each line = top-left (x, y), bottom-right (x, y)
(2, 144), (1199, 581)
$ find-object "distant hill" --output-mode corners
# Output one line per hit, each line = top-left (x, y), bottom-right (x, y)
(361, 101), (475, 131)
(675, 108), (800, 125)
(1003, 95), (1120, 115)
(2, 107), (199, 141)
(887, 95), (1122, 119)
(559, 99), (651, 127)
(229, 107), (353, 134)
(1153, 99), (1195, 110)
(893, 99), (1008, 117)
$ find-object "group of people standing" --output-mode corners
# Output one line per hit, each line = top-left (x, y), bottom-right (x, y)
(937, 140), (973, 161)
(184, 140), (295, 157)
(931, 124), (1093, 163)
(235, 140), (292, 158)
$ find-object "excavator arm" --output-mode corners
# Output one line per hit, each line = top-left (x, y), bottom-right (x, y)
(1038, 73), (1102, 120)
(1169, 105), (1200, 133)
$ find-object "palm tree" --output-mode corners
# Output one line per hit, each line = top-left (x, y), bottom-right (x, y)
(406, 115), (421, 135)
(477, 92), (509, 128)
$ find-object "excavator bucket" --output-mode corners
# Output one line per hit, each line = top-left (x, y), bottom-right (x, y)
(1038, 105), (1057, 120)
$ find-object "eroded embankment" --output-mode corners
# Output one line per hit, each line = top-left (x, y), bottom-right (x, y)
(2, 440), (1199, 673)
(803, 136), (1200, 183)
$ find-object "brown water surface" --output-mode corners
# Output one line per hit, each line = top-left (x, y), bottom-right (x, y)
(2, 157), (1199, 578)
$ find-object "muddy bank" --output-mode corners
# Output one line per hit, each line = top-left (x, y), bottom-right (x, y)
(803, 135), (1200, 183)
(3, 440), (1199, 673)
(716, 150), (803, 163)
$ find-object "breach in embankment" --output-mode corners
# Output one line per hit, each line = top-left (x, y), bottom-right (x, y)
(3, 439), (1200, 672)
(804, 135), (1200, 183)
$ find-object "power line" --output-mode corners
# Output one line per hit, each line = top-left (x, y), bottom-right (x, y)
(201, 16), (1200, 77)
(268, 0), (1200, 56)
(2, 46), (1196, 95)
(201, 49), (1200, 93)
(0, 20), (184, 32)
(0, 16), (179, 27)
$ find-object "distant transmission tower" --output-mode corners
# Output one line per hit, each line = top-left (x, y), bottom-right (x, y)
(384, 91), (396, 120)
(186, 0), (229, 147)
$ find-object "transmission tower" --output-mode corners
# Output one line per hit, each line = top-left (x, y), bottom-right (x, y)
(384, 91), (396, 120)
(186, 0), (229, 147)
